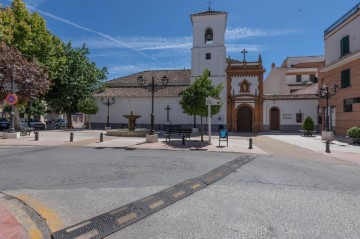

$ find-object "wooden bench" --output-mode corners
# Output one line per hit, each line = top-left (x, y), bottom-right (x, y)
(20, 127), (34, 136)
(164, 125), (192, 141)
(219, 129), (228, 147)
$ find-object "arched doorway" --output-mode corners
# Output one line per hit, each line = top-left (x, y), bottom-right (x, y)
(237, 106), (252, 132)
(270, 107), (280, 130)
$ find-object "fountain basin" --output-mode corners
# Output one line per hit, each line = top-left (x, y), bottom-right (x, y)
(106, 128), (148, 137)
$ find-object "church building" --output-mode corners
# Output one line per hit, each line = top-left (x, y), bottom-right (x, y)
(92, 7), (318, 134)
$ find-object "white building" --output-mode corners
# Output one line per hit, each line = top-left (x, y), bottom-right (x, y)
(263, 56), (324, 132)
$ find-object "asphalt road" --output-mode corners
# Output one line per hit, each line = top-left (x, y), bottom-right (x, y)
(1, 146), (360, 238)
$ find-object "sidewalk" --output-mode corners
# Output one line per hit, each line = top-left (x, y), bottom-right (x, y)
(1, 130), (359, 238)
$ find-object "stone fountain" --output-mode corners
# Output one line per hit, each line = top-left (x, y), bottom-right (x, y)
(123, 109), (141, 131)
(106, 110), (148, 137)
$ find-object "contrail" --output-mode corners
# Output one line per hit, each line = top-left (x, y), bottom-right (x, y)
(5, 0), (159, 62)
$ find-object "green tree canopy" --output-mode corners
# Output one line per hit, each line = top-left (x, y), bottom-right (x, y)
(180, 69), (223, 140)
(46, 42), (107, 128)
(0, 0), (65, 80)
(78, 97), (99, 130)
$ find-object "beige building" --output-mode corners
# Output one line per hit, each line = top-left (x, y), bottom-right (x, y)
(319, 3), (360, 136)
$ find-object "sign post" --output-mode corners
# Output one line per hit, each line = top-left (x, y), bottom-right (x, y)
(205, 97), (221, 144)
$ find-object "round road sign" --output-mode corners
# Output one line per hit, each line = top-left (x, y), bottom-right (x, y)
(5, 94), (18, 105)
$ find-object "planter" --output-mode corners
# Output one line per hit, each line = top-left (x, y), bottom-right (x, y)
(299, 130), (314, 137)
(349, 137), (360, 145)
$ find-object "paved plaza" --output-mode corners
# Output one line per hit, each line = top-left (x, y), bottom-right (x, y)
(0, 129), (359, 238)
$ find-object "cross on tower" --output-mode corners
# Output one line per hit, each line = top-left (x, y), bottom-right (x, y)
(206, 0), (213, 11)
(241, 49), (248, 62)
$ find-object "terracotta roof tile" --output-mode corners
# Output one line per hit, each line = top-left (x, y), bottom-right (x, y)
(106, 69), (191, 87)
(191, 10), (227, 17)
(262, 94), (319, 100)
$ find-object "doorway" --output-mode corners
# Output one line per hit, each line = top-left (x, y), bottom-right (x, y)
(237, 106), (252, 132)
(270, 107), (280, 130)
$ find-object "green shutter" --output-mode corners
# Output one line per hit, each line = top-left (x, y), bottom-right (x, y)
(341, 36), (350, 56)
(341, 69), (350, 88)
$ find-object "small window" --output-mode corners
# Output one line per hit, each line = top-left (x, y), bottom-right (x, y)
(341, 69), (350, 88)
(206, 53), (211, 60)
(317, 116), (322, 124)
(208, 70), (211, 76)
(310, 74), (317, 83)
(296, 113), (303, 123)
(340, 35), (350, 56)
(296, 75), (302, 82)
(344, 99), (353, 112)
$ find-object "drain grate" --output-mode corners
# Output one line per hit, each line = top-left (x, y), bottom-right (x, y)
(52, 155), (255, 239)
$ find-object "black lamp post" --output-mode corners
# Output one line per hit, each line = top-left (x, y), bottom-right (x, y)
(319, 84), (339, 132)
(137, 75), (169, 135)
(101, 97), (116, 128)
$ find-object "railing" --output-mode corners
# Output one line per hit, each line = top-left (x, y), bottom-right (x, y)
(324, 3), (360, 36)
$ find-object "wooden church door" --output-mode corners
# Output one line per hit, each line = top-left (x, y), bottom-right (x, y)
(237, 106), (252, 132)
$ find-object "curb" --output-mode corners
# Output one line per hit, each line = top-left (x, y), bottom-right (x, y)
(0, 193), (52, 239)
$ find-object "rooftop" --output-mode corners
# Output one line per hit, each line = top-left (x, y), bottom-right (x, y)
(324, 2), (360, 36)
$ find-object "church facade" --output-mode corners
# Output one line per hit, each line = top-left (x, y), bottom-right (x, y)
(92, 8), (316, 133)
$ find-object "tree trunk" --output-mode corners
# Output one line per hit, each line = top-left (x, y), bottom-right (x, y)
(66, 112), (73, 129)
(14, 106), (20, 130)
(27, 114), (31, 128)
(88, 114), (92, 130)
(200, 116), (203, 142)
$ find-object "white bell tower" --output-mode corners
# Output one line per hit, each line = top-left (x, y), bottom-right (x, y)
(190, 9), (228, 126)
(190, 10), (227, 81)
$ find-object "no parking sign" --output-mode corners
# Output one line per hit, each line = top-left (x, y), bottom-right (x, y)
(5, 93), (17, 105)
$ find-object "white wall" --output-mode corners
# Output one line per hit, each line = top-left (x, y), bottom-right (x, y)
(325, 13), (360, 64)
(263, 99), (318, 129)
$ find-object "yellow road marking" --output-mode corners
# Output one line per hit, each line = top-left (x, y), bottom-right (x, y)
(15, 194), (64, 233)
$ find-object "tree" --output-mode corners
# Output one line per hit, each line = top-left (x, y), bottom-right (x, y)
(180, 69), (223, 141)
(46, 43), (107, 128)
(78, 97), (99, 130)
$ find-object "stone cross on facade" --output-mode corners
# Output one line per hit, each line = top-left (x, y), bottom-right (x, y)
(241, 49), (248, 62)
(165, 105), (172, 121)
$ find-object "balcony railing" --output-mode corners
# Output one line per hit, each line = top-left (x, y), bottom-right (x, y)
(324, 3), (360, 36)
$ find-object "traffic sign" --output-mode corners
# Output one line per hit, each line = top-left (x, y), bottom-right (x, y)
(5, 93), (17, 105)
(206, 97), (221, 105)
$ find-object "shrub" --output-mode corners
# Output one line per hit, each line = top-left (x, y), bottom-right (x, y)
(347, 126), (360, 138)
(302, 116), (315, 131)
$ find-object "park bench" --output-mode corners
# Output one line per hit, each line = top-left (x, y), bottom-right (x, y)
(164, 125), (192, 141)
(20, 127), (34, 136)
(219, 129), (228, 147)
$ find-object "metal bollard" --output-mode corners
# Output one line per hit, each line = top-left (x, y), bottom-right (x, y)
(70, 132), (74, 142)
(34, 131), (39, 141)
(249, 138), (253, 149)
(325, 140), (331, 153)
(182, 135), (185, 145)
(100, 132), (104, 142)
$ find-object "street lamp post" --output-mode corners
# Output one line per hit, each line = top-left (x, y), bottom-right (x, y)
(137, 75), (169, 135)
(101, 97), (116, 128)
(319, 84), (338, 132)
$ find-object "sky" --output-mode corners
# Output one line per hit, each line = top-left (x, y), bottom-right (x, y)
(2, 0), (360, 81)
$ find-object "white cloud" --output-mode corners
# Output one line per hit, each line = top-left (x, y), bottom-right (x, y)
(21, 2), (159, 62)
(226, 27), (300, 40)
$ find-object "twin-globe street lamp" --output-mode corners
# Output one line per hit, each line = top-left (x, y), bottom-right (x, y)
(101, 97), (116, 128)
(318, 84), (339, 132)
(137, 75), (169, 135)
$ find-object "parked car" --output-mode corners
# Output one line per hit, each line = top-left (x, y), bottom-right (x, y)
(0, 118), (10, 130)
(20, 118), (46, 130)
(55, 119), (68, 129)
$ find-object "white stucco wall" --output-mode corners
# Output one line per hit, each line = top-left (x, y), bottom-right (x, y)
(264, 67), (289, 95)
(263, 99), (318, 131)
(325, 12), (360, 64)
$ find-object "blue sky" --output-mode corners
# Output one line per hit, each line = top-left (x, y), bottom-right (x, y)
(3, 0), (360, 81)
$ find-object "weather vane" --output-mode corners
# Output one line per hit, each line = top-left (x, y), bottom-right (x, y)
(207, 0), (213, 11)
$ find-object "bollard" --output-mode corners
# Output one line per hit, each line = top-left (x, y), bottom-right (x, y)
(34, 131), (39, 141)
(100, 132), (104, 142)
(249, 138), (253, 149)
(70, 132), (74, 142)
(182, 135), (185, 145)
(325, 140), (331, 153)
